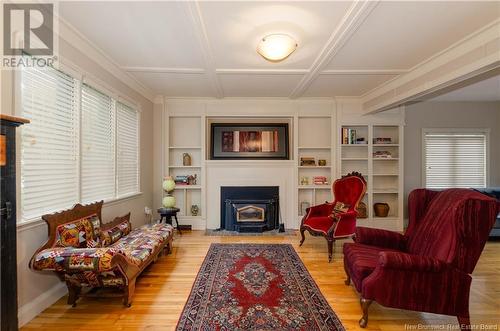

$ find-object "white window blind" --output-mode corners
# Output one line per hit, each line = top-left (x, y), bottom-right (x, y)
(81, 84), (116, 203)
(116, 102), (140, 197)
(424, 132), (487, 189)
(20, 65), (79, 220)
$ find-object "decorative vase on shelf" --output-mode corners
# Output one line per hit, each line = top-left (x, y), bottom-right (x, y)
(162, 176), (176, 208)
(373, 203), (390, 217)
(183, 153), (191, 166)
(191, 204), (199, 216)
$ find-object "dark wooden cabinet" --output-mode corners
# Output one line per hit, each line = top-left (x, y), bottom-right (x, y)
(1, 115), (28, 331)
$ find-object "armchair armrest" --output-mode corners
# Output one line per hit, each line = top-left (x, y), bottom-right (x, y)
(332, 210), (357, 219)
(30, 247), (124, 273)
(305, 203), (334, 217)
(355, 226), (406, 250)
(378, 251), (446, 272)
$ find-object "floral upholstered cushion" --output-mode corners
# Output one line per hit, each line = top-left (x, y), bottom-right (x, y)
(32, 247), (118, 272)
(110, 223), (173, 265)
(54, 217), (100, 248)
(87, 214), (102, 244)
(100, 219), (131, 246)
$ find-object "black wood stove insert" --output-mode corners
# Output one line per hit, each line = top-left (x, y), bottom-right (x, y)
(221, 186), (279, 233)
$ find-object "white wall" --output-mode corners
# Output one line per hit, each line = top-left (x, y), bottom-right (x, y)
(404, 101), (500, 217)
(1, 38), (155, 325)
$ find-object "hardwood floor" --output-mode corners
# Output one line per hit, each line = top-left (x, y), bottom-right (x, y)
(21, 231), (500, 330)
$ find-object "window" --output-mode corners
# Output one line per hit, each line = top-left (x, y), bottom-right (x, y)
(116, 102), (139, 197)
(20, 65), (79, 220)
(19, 64), (140, 222)
(81, 84), (115, 203)
(423, 130), (488, 189)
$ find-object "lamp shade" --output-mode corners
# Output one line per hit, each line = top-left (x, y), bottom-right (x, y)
(162, 176), (175, 193)
(257, 34), (297, 62)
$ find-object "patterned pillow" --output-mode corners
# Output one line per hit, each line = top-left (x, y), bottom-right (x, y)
(86, 214), (102, 247)
(54, 218), (94, 248)
(333, 202), (350, 213)
(100, 220), (131, 247)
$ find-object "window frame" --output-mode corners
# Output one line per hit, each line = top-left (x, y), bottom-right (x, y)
(15, 57), (142, 227)
(421, 128), (490, 189)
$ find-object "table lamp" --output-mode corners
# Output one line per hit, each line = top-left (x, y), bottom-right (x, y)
(162, 176), (176, 208)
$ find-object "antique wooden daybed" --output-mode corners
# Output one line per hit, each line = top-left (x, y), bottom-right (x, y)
(29, 201), (173, 307)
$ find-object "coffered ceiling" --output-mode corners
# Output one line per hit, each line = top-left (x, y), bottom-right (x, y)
(59, 1), (500, 98)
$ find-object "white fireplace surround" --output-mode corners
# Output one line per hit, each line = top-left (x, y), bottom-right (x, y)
(206, 161), (295, 229)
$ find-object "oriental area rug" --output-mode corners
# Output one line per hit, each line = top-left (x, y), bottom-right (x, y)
(176, 243), (345, 331)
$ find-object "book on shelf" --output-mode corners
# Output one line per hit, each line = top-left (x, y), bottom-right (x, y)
(342, 128), (365, 144)
(313, 176), (328, 185)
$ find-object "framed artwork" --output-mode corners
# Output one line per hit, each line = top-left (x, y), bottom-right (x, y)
(210, 123), (289, 160)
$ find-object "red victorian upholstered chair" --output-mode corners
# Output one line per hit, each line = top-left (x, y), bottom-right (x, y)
(343, 188), (499, 329)
(300, 172), (367, 262)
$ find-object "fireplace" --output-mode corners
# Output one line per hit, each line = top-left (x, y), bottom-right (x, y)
(221, 186), (279, 232)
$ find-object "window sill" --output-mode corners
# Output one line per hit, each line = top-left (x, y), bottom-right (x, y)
(17, 192), (143, 232)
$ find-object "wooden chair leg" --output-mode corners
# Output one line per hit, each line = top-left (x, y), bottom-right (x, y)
(299, 227), (306, 246)
(327, 239), (334, 262)
(457, 315), (470, 330)
(359, 298), (372, 328)
(123, 278), (136, 307)
(67, 284), (81, 307)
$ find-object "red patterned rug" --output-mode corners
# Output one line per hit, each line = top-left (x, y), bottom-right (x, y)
(176, 244), (344, 331)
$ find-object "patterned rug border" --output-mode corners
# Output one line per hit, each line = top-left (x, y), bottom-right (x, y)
(176, 243), (345, 331)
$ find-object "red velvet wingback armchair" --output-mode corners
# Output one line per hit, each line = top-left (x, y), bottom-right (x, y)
(300, 172), (367, 262)
(343, 188), (499, 329)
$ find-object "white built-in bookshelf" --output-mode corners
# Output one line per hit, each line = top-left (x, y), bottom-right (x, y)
(165, 116), (204, 221)
(296, 116), (335, 219)
(162, 103), (403, 232)
(339, 124), (403, 231)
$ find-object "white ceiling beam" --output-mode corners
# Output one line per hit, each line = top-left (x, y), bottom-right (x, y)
(216, 69), (309, 75)
(123, 67), (206, 74)
(362, 18), (500, 114)
(289, 1), (379, 99)
(320, 69), (408, 75)
(184, 1), (224, 98)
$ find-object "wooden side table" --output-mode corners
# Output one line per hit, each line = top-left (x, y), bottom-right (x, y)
(158, 207), (182, 234)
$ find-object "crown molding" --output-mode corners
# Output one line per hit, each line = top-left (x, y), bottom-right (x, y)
(123, 67), (206, 74)
(57, 17), (155, 102)
(362, 18), (500, 114)
(289, 1), (379, 98)
(185, 1), (224, 98)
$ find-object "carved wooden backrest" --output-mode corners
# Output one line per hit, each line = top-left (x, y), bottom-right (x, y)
(40, 200), (104, 251)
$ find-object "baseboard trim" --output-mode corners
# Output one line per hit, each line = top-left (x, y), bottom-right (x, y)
(18, 282), (67, 327)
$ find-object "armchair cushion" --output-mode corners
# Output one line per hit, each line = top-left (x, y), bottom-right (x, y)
(343, 242), (399, 292)
(355, 226), (406, 250)
(302, 216), (334, 234)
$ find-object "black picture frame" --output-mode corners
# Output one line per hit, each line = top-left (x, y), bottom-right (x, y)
(210, 123), (289, 160)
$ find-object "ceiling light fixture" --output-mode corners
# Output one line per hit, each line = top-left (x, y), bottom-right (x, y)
(257, 34), (297, 62)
